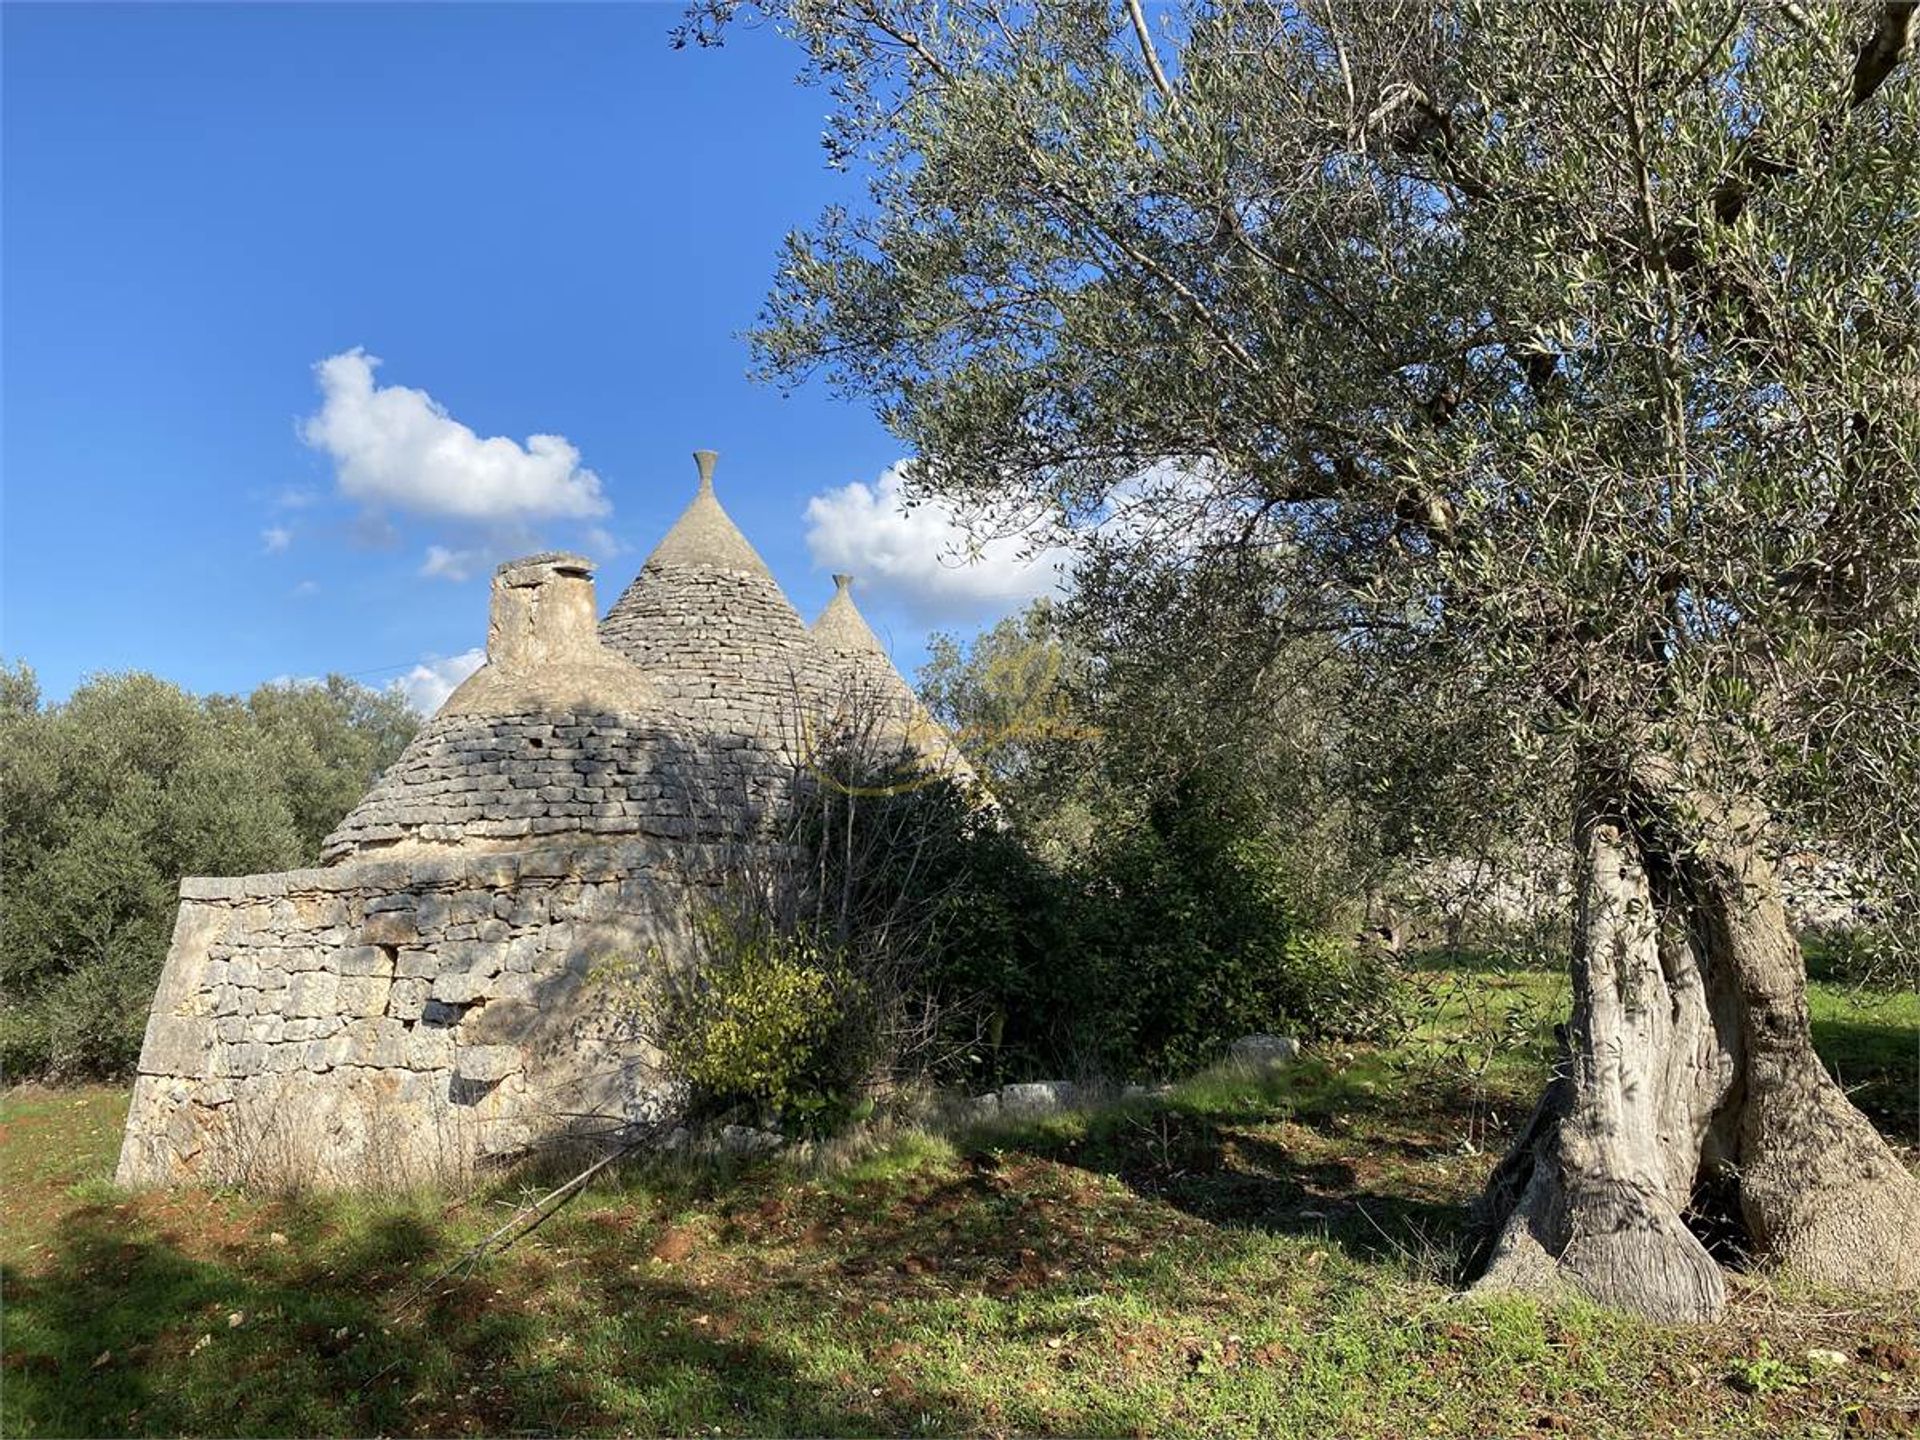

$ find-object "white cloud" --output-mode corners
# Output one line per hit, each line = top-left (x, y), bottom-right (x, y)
(804, 462), (1071, 622)
(291, 579), (320, 598)
(581, 525), (627, 561)
(394, 648), (485, 715)
(420, 544), (487, 582)
(300, 349), (609, 523)
(262, 525), (292, 554)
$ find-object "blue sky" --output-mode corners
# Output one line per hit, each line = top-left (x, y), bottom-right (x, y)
(2, 2), (1061, 711)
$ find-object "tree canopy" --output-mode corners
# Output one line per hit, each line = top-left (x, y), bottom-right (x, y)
(700, 0), (1920, 1320)
(0, 665), (417, 1077)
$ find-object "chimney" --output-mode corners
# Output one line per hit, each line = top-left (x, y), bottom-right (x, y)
(693, 449), (718, 495)
(487, 552), (598, 670)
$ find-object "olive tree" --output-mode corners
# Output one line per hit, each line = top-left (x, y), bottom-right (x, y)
(0, 667), (417, 1076)
(693, 0), (1920, 1318)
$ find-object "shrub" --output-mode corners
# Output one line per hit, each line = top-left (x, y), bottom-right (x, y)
(1054, 774), (1399, 1079)
(649, 908), (867, 1131)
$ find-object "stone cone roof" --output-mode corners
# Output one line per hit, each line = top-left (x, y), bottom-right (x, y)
(321, 554), (699, 863)
(599, 451), (824, 734)
(808, 574), (977, 784)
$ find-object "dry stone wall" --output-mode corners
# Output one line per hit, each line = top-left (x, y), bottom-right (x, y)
(600, 567), (826, 734)
(116, 838), (731, 1189)
(320, 710), (790, 862)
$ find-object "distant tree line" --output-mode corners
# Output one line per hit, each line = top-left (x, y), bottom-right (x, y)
(0, 664), (417, 1078)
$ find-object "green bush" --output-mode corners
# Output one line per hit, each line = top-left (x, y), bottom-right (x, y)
(766, 745), (1398, 1096)
(642, 904), (877, 1134)
(1051, 774), (1399, 1080)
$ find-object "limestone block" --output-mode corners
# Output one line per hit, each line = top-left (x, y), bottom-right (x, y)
(347, 1018), (408, 1068)
(454, 1045), (521, 1084)
(337, 945), (393, 978)
(287, 971), (339, 1018)
(441, 940), (505, 979)
(998, 1081), (1079, 1117)
(386, 977), (430, 1022)
(518, 849), (576, 879)
(467, 855), (520, 887)
(304, 1036), (353, 1072)
(1226, 1034), (1300, 1068)
(395, 949), (437, 979)
(450, 892), (494, 925)
(180, 876), (250, 902)
(213, 1043), (268, 1079)
(244, 1015), (284, 1045)
(232, 905), (279, 940)
(139, 1016), (213, 1078)
(359, 911), (417, 947)
(486, 973), (537, 1004)
(337, 975), (392, 1017)
(431, 970), (486, 1005)
(215, 1016), (247, 1044)
(196, 1078), (236, 1107)
(294, 896), (349, 929)
(406, 1028), (454, 1070)
(506, 891), (548, 927)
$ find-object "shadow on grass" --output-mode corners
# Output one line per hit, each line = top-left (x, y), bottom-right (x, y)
(0, 1190), (1009, 1438)
(1812, 1014), (1919, 1144)
(963, 1065), (1476, 1280)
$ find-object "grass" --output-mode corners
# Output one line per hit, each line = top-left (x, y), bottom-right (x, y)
(2, 956), (1915, 1439)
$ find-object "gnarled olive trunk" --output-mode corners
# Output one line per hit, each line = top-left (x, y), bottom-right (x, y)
(1469, 769), (1920, 1321)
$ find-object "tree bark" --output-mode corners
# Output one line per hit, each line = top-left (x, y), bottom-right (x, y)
(1679, 794), (1920, 1294)
(1470, 801), (1730, 1321)
(1469, 769), (1920, 1320)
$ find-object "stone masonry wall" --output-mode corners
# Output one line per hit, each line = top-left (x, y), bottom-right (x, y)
(600, 567), (826, 734)
(116, 838), (732, 1189)
(320, 710), (788, 863)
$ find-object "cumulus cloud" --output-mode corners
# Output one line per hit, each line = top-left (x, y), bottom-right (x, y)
(300, 349), (609, 523)
(420, 544), (487, 582)
(394, 648), (485, 715)
(804, 462), (1071, 622)
(581, 525), (628, 561)
(261, 525), (292, 554)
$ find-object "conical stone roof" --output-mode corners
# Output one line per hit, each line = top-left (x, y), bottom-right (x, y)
(811, 573), (917, 708)
(321, 554), (712, 862)
(599, 451), (826, 739)
(809, 574), (977, 784)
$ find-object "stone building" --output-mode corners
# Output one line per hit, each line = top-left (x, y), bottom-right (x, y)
(115, 454), (969, 1188)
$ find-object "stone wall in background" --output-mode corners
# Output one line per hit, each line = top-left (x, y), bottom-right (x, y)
(115, 838), (729, 1189)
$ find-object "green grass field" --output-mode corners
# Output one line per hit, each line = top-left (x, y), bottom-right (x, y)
(3, 956), (1915, 1438)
